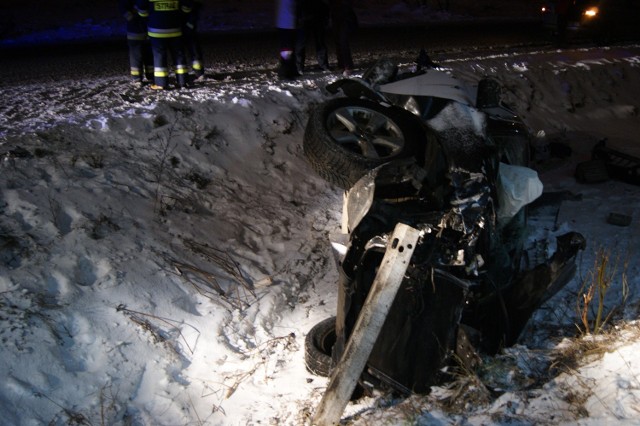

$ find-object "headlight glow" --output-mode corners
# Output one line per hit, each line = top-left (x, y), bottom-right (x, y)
(584, 7), (598, 18)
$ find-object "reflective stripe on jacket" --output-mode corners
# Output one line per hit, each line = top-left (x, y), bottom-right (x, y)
(136, 0), (193, 38)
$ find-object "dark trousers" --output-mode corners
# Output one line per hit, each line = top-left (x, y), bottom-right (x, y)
(331, 6), (356, 71)
(183, 27), (204, 77)
(295, 20), (329, 71)
(128, 38), (153, 82)
(150, 36), (187, 89)
(333, 24), (353, 71)
(556, 14), (569, 46)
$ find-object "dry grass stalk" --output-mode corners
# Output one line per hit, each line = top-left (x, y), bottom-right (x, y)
(116, 304), (198, 355)
(551, 338), (609, 376)
(170, 258), (226, 296)
(183, 238), (255, 296)
(150, 120), (179, 214)
(551, 322), (640, 382)
(169, 258), (253, 311)
(224, 333), (297, 398)
(166, 238), (258, 310)
(99, 383), (119, 426)
(551, 323), (640, 420)
(576, 246), (629, 335)
(435, 354), (492, 414)
(35, 391), (91, 425)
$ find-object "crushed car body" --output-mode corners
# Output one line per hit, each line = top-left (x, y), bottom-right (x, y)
(303, 55), (586, 396)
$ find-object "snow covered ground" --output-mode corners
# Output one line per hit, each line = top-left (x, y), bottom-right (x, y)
(2, 3), (640, 425)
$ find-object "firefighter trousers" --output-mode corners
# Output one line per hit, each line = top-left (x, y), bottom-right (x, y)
(128, 38), (153, 82)
(150, 36), (188, 89)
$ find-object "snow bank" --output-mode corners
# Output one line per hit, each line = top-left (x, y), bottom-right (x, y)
(1, 44), (640, 424)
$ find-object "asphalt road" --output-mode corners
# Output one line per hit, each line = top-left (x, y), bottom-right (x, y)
(0, 18), (637, 86)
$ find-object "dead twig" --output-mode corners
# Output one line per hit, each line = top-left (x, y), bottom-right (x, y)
(171, 259), (226, 296)
(224, 333), (297, 398)
(35, 391), (91, 426)
(183, 238), (256, 297)
(196, 382), (227, 416)
(166, 239), (259, 310)
(187, 392), (204, 426)
(169, 258), (251, 311)
(99, 382), (119, 426)
(116, 304), (199, 355)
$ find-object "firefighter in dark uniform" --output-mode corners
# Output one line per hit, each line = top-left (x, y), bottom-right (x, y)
(119, 0), (153, 85)
(183, 0), (204, 81)
(136, 0), (193, 89)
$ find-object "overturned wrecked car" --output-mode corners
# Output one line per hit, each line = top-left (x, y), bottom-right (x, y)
(302, 56), (586, 401)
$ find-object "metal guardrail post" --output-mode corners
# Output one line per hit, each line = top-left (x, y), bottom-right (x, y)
(312, 223), (420, 426)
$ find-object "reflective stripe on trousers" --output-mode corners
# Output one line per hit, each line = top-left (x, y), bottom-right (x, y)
(150, 36), (186, 88)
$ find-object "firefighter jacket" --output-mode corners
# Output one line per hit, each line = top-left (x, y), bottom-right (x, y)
(136, 0), (194, 38)
(119, 0), (147, 41)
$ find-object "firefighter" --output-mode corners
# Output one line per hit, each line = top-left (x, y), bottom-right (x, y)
(183, 0), (205, 82)
(119, 0), (153, 85)
(136, 0), (194, 90)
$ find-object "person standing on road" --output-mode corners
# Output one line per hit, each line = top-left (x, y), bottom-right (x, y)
(183, 0), (205, 82)
(330, 0), (357, 76)
(295, 0), (331, 73)
(136, 0), (193, 89)
(555, 0), (572, 47)
(276, 0), (301, 80)
(119, 0), (153, 85)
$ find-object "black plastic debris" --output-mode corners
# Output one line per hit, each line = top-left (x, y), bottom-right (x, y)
(592, 139), (640, 186)
(607, 212), (632, 227)
(575, 158), (609, 183)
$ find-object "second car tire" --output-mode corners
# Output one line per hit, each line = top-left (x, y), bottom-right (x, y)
(304, 316), (336, 377)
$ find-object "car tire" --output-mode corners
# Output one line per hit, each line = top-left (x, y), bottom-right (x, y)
(304, 316), (337, 377)
(303, 97), (423, 190)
